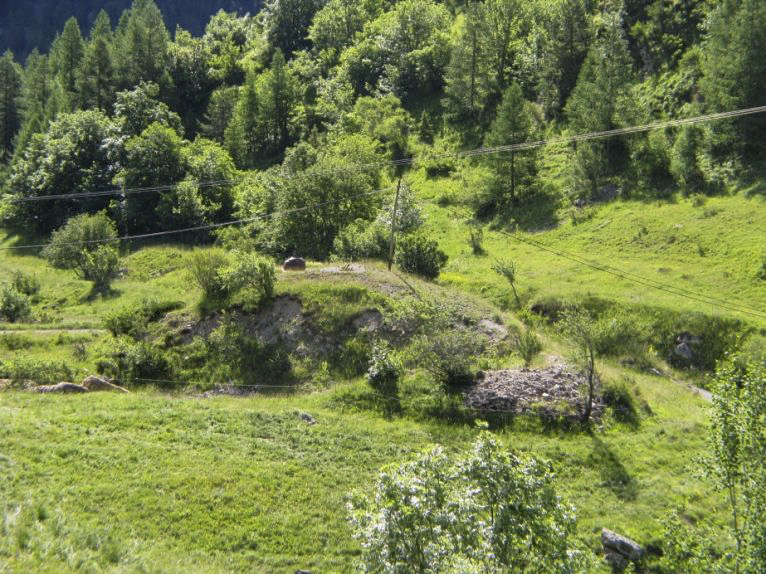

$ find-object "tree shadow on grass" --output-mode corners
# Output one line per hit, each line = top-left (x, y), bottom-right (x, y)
(588, 436), (638, 501)
(81, 287), (121, 303)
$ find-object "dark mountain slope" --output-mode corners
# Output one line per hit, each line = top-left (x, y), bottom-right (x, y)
(0, 0), (261, 58)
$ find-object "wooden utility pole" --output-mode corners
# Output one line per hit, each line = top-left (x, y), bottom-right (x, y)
(387, 178), (402, 271)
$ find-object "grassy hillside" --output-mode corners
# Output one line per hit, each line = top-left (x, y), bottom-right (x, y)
(1, 374), (723, 573)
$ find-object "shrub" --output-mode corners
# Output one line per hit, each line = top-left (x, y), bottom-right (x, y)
(106, 338), (174, 387)
(516, 330), (542, 366)
(224, 252), (276, 304)
(468, 222), (484, 255)
(366, 341), (400, 396)
(188, 248), (230, 300)
(0, 334), (33, 350)
(80, 245), (121, 293)
(332, 220), (389, 261)
(395, 234), (448, 279)
(104, 300), (184, 339)
(0, 357), (74, 385)
(43, 213), (121, 292)
(0, 287), (31, 323)
(415, 330), (483, 388)
(348, 432), (586, 573)
(331, 336), (372, 379)
(602, 380), (640, 425)
(11, 272), (40, 298)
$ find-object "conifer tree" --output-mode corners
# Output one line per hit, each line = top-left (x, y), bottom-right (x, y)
(701, 0), (766, 152)
(566, 10), (633, 195)
(51, 17), (84, 100)
(114, 0), (173, 93)
(77, 11), (115, 111)
(484, 82), (536, 207)
(225, 75), (262, 168)
(0, 51), (22, 161)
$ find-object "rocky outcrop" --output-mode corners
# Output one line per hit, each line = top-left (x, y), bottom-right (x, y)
(33, 383), (89, 394)
(463, 365), (603, 418)
(82, 375), (130, 393)
(601, 528), (645, 567)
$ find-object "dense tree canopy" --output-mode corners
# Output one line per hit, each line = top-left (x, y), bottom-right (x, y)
(0, 0), (764, 257)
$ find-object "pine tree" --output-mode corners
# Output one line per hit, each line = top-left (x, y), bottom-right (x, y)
(261, 49), (296, 156)
(114, 0), (173, 92)
(538, 0), (591, 119)
(484, 81), (536, 206)
(701, 0), (766, 153)
(566, 10), (633, 195)
(443, 4), (489, 125)
(50, 17), (84, 100)
(0, 51), (22, 161)
(225, 76), (262, 168)
(77, 11), (115, 111)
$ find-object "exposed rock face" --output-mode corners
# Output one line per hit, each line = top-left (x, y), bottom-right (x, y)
(33, 383), (89, 394)
(673, 332), (700, 362)
(601, 528), (645, 563)
(82, 375), (130, 393)
(463, 365), (603, 418)
(283, 257), (306, 271)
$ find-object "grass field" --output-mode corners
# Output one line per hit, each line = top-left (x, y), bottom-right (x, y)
(0, 371), (727, 573)
(1, 174), (761, 571)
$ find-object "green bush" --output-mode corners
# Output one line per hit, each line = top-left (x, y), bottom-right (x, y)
(332, 220), (389, 261)
(11, 271), (40, 298)
(0, 286), (31, 323)
(104, 300), (184, 339)
(0, 334), (34, 350)
(415, 330), (483, 388)
(331, 336), (373, 379)
(224, 252), (276, 305)
(395, 234), (448, 279)
(602, 380), (640, 425)
(188, 248), (230, 300)
(0, 357), (74, 385)
(105, 338), (174, 387)
(366, 341), (401, 396)
(516, 330), (542, 366)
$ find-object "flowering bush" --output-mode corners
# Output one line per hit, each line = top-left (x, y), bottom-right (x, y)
(348, 432), (589, 573)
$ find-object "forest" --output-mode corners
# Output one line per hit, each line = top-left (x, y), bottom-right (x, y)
(0, 0), (764, 258)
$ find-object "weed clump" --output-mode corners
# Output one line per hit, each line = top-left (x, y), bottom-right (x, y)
(415, 330), (483, 388)
(0, 286), (31, 323)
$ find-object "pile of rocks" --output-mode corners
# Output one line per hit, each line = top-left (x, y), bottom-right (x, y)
(463, 365), (603, 417)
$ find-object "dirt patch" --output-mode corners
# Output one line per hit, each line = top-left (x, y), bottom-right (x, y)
(477, 319), (509, 343)
(464, 365), (603, 418)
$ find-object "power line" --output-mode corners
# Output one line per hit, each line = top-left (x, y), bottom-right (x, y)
(497, 229), (766, 321)
(4, 105), (766, 204)
(0, 185), (395, 251)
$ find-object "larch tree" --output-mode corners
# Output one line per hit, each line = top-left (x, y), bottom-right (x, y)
(0, 51), (22, 161)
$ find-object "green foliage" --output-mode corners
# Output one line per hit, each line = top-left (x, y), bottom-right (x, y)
(415, 329), (482, 388)
(179, 317), (292, 387)
(223, 252), (276, 306)
(42, 212), (121, 293)
(102, 337), (174, 386)
(602, 380), (641, 426)
(561, 308), (598, 423)
(6, 110), (120, 231)
(484, 82), (537, 208)
(187, 248), (230, 302)
(366, 341), (400, 397)
(0, 286), (31, 323)
(0, 51), (22, 161)
(395, 234), (448, 279)
(10, 271), (40, 299)
(515, 329), (542, 367)
(104, 299), (184, 339)
(114, 81), (182, 138)
(332, 219), (389, 262)
(0, 356), (73, 385)
(348, 433), (586, 573)
(492, 258), (521, 309)
(688, 359), (766, 572)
